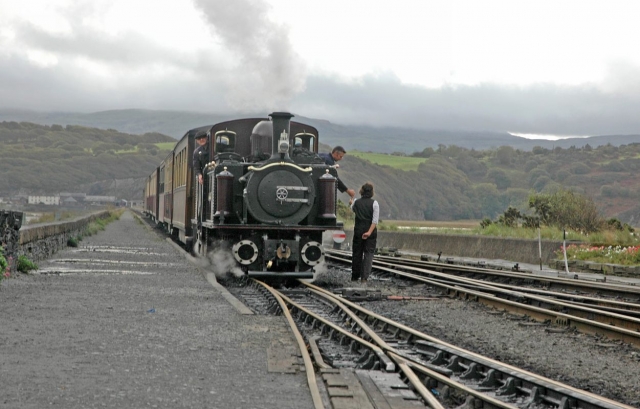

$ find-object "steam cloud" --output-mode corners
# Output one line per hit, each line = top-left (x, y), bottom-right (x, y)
(208, 247), (244, 279)
(193, 0), (307, 111)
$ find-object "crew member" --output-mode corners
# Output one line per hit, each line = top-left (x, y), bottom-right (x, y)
(319, 146), (356, 202)
(193, 130), (209, 185)
(350, 182), (379, 282)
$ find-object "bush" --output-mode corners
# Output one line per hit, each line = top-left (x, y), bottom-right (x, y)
(17, 255), (38, 273)
(528, 188), (603, 233)
(67, 236), (79, 247)
(0, 249), (8, 281)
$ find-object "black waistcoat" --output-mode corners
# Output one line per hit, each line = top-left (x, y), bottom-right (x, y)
(353, 197), (376, 235)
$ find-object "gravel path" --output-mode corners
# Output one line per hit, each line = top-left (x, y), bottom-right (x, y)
(313, 266), (640, 408)
(0, 211), (314, 409)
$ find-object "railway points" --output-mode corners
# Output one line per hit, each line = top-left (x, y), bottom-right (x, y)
(3, 211), (640, 408)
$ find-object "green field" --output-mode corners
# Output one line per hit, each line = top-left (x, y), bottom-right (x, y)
(155, 142), (176, 150)
(349, 151), (426, 171)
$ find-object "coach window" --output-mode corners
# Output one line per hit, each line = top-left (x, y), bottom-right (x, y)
(159, 165), (165, 193)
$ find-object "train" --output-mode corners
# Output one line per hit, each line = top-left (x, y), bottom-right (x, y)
(143, 112), (342, 278)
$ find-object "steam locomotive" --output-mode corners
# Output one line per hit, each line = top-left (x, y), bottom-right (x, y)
(143, 112), (341, 278)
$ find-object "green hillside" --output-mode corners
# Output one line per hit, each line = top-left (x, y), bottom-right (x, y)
(339, 144), (640, 226)
(0, 121), (174, 194)
(348, 151), (426, 171)
(2, 108), (640, 154)
(2, 120), (639, 227)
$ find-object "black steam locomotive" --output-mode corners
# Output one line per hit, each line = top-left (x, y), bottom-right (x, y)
(144, 112), (341, 278)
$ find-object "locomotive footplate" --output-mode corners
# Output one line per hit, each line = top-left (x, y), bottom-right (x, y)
(247, 271), (314, 279)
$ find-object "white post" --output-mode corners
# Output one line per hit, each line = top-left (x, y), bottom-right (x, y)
(562, 229), (569, 275)
(538, 227), (542, 270)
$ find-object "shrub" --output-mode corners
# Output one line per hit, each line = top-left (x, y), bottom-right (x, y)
(17, 255), (38, 273)
(480, 218), (493, 228)
(0, 249), (8, 281)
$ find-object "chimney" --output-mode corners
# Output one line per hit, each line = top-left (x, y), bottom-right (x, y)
(269, 112), (293, 160)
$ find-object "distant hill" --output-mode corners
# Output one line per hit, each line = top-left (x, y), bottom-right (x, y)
(0, 121), (174, 197)
(1, 108), (638, 154)
(2, 115), (639, 226)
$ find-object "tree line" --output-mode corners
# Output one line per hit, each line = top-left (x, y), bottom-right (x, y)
(2, 120), (640, 226)
(338, 141), (640, 225)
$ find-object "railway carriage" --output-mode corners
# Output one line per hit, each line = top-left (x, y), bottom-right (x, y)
(145, 112), (341, 279)
(143, 167), (159, 221)
(156, 151), (174, 231)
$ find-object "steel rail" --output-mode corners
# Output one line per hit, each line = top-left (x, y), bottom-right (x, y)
(327, 252), (640, 346)
(300, 285), (513, 409)
(368, 253), (640, 310)
(327, 249), (640, 300)
(302, 281), (636, 409)
(296, 285), (445, 409)
(370, 258), (640, 315)
(273, 288), (396, 372)
(373, 258), (640, 336)
(252, 280), (324, 409)
(274, 282), (516, 408)
(388, 351), (517, 409)
(375, 252), (640, 300)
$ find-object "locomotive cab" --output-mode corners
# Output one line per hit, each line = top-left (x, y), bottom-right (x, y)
(214, 130), (243, 163)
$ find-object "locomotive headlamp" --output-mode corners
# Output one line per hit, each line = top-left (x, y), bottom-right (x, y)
(278, 129), (289, 153)
(278, 140), (289, 153)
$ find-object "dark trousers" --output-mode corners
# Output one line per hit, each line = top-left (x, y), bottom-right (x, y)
(351, 232), (377, 281)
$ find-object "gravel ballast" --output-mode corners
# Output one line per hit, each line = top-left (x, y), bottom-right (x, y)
(313, 266), (640, 407)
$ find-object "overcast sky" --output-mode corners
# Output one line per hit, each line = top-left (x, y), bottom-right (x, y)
(2, 0), (640, 138)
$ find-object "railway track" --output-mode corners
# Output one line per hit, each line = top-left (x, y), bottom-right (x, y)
(325, 251), (640, 348)
(356, 251), (640, 301)
(228, 278), (636, 409)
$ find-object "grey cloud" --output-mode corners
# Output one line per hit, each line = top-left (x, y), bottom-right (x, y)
(0, 56), (229, 112)
(13, 14), (195, 70)
(3, 3), (640, 138)
(293, 73), (640, 136)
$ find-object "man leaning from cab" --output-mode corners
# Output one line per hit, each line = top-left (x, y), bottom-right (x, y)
(319, 146), (356, 203)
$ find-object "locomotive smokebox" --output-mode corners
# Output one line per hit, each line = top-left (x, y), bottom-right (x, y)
(269, 112), (294, 160)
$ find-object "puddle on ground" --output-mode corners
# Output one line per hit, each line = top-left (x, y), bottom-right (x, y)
(73, 246), (165, 256)
(35, 267), (157, 276)
(49, 259), (179, 267)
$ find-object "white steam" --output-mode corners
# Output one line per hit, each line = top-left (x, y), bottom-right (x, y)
(193, 0), (307, 111)
(207, 247), (244, 279)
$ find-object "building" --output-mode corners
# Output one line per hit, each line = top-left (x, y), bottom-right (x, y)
(28, 195), (60, 205)
(59, 193), (86, 202)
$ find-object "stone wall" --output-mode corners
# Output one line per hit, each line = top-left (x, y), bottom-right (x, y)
(325, 230), (640, 278)
(1, 211), (110, 272)
(332, 230), (565, 265)
(1, 211), (23, 273)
